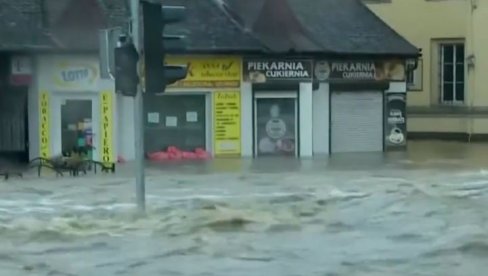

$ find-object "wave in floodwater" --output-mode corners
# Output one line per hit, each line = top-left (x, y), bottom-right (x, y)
(2, 167), (488, 276)
(0, 180), (486, 241)
(0, 190), (373, 241)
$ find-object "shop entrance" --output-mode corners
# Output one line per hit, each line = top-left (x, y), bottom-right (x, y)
(55, 94), (99, 160)
(330, 91), (384, 153)
(254, 92), (298, 157)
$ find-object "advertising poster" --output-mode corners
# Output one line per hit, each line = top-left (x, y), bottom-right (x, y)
(255, 98), (296, 156)
(385, 93), (407, 150)
(99, 90), (114, 164)
(213, 91), (241, 156)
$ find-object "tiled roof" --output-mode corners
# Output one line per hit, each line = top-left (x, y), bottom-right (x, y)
(0, 0), (55, 50)
(0, 0), (419, 57)
(288, 0), (419, 56)
(162, 0), (265, 52)
(224, 0), (420, 56)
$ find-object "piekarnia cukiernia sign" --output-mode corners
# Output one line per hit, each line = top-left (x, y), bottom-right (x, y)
(243, 59), (313, 83)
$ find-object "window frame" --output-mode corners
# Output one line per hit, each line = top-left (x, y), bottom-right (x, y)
(439, 42), (465, 105)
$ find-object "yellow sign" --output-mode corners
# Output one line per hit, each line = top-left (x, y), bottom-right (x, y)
(166, 56), (241, 88)
(213, 91), (241, 156)
(53, 62), (98, 89)
(39, 91), (50, 159)
(99, 91), (114, 164)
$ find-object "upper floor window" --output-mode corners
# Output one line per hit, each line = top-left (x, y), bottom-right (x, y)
(440, 43), (465, 104)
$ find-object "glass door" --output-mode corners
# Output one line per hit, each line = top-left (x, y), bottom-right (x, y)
(254, 97), (298, 157)
(57, 96), (98, 161)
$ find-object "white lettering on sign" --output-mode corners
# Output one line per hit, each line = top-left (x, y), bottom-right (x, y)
(247, 61), (310, 79)
(247, 61), (305, 71)
(342, 72), (375, 79)
(265, 70), (309, 78)
(331, 62), (376, 80)
(331, 62), (375, 72)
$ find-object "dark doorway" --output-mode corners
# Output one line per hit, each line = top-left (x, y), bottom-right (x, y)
(0, 86), (29, 164)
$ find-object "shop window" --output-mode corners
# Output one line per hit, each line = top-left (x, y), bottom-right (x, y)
(144, 94), (206, 153)
(440, 43), (465, 104)
(255, 98), (297, 157)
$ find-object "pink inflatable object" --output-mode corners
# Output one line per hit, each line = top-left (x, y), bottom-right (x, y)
(148, 146), (211, 161)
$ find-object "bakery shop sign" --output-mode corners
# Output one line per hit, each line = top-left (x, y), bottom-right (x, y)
(244, 59), (313, 83)
(314, 60), (406, 82)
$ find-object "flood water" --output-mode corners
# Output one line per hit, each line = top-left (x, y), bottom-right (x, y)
(1, 141), (488, 276)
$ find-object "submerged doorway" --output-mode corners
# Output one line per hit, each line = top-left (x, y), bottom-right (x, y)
(54, 93), (99, 160)
(0, 87), (29, 163)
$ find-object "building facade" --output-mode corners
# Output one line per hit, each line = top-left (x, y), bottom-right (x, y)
(27, 54), (411, 162)
(366, 0), (488, 140)
(1, 0), (420, 166)
(143, 55), (242, 158)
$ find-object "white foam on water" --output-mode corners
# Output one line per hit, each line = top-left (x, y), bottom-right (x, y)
(327, 188), (370, 199)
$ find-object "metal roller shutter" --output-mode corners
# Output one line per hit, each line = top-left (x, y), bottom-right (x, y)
(330, 91), (383, 153)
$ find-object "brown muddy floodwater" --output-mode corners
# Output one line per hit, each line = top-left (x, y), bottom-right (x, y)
(1, 141), (488, 276)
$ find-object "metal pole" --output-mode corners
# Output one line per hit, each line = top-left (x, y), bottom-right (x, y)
(130, 0), (146, 212)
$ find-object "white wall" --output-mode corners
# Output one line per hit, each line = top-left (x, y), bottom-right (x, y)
(118, 96), (135, 160)
(312, 82), (330, 155)
(299, 82), (313, 157)
(28, 58), (40, 160)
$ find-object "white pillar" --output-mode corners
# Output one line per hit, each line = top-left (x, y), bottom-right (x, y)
(312, 82), (330, 155)
(240, 82), (253, 157)
(117, 95), (136, 160)
(299, 82), (313, 157)
(28, 57), (40, 160)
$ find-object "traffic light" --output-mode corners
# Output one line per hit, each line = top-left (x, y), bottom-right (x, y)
(114, 35), (139, 97)
(141, 0), (188, 94)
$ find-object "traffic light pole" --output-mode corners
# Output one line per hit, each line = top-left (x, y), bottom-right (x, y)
(130, 0), (146, 212)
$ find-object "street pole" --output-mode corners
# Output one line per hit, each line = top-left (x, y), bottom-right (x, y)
(130, 0), (146, 212)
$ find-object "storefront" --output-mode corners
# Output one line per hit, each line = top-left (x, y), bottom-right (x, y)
(313, 59), (408, 154)
(143, 55), (242, 158)
(241, 58), (314, 158)
(30, 54), (116, 164)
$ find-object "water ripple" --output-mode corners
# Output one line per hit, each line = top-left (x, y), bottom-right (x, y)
(0, 158), (487, 275)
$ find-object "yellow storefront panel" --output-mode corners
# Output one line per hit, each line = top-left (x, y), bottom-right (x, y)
(213, 91), (241, 156)
(99, 90), (114, 164)
(39, 91), (50, 159)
